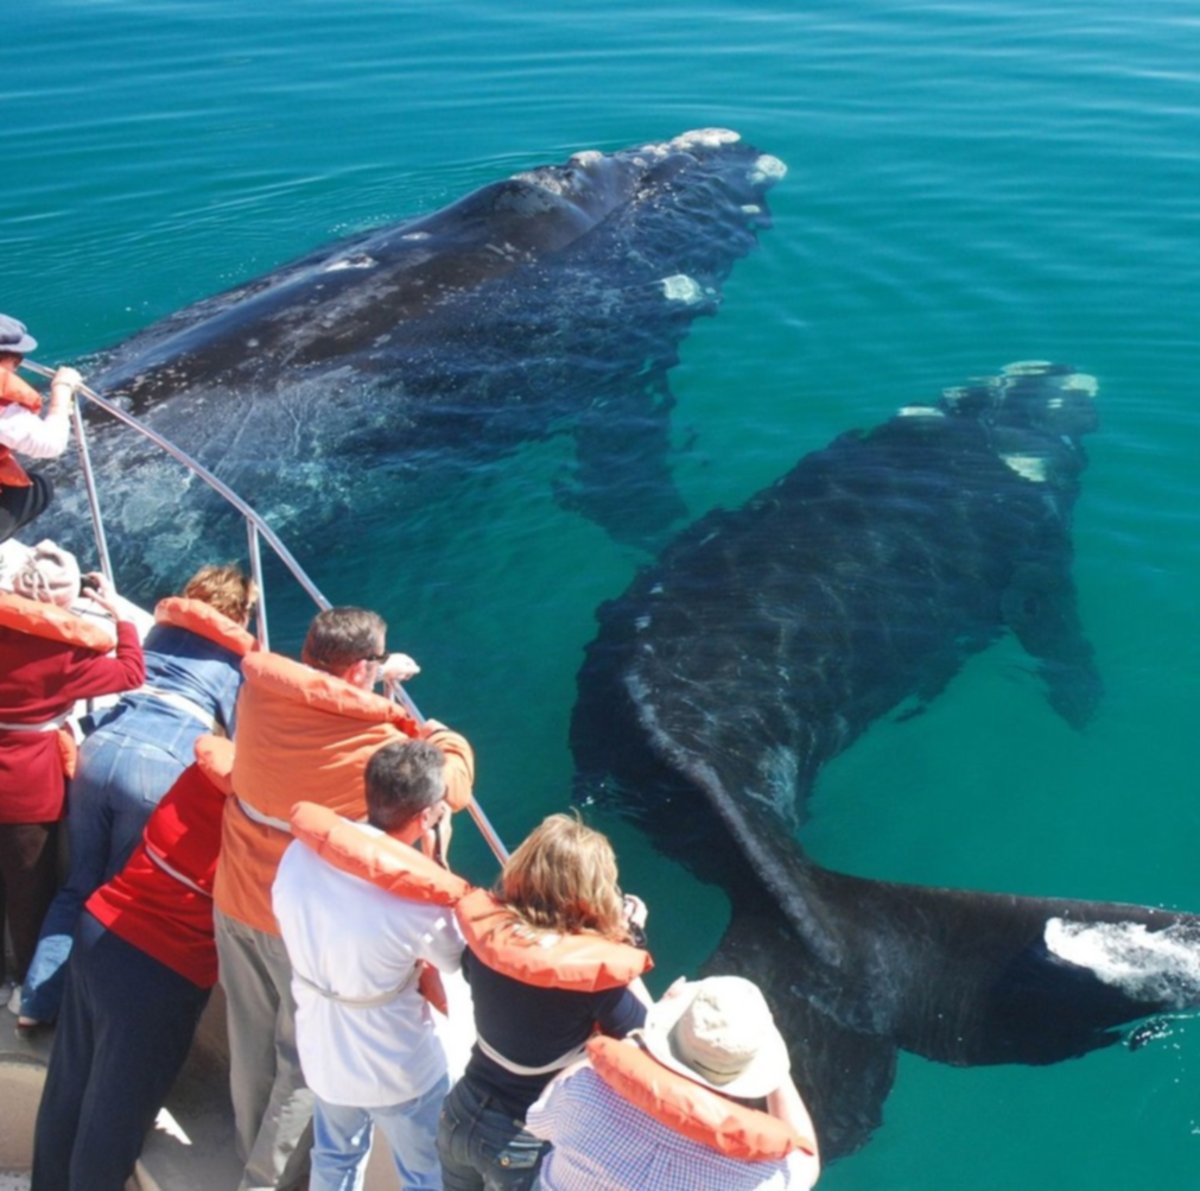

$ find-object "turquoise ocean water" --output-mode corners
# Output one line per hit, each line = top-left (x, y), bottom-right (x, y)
(6, 2), (1199, 1186)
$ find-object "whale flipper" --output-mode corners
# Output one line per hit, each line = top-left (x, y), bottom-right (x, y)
(1001, 559), (1102, 728)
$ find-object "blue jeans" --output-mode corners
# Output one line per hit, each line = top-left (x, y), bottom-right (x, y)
(436, 1078), (550, 1191)
(311, 1074), (450, 1191)
(21, 733), (184, 1021)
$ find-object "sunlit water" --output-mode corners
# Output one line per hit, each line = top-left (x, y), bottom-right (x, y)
(6, 2), (1200, 1186)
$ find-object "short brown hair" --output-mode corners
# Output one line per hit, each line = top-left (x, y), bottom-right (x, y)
(302, 606), (386, 676)
(181, 563), (258, 624)
(365, 740), (446, 832)
(500, 813), (628, 942)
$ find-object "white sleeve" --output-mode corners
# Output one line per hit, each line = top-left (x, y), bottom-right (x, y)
(0, 403), (70, 459)
(416, 905), (466, 975)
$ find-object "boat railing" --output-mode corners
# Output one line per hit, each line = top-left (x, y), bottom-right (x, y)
(21, 359), (509, 863)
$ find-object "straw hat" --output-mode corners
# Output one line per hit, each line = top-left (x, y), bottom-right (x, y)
(639, 976), (790, 1099)
(12, 540), (81, 607)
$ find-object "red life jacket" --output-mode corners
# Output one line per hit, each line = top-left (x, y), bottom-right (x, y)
(0, 590), (113, 775)
(0, 370), (43, 488)
(455, 888), (652, 993)
(587, 1035), (817, 1162)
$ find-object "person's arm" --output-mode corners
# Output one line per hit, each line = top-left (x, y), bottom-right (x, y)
(422, 719), (476, 811)
(594, 982), (648, 1038)
(51, 575), (146, 701)
(766, 1077), (821, 1169)
(0, 367), (79, 459)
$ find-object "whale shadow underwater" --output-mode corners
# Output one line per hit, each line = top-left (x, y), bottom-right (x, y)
(57, 130), (784, 588)
(571, 362), (1200, 1158)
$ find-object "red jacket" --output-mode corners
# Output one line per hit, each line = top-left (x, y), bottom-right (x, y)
(0, 618), (146, 823)
(87, 738), (233, 987)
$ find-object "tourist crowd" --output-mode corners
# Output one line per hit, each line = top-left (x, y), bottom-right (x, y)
(1, 312), (821, 1190)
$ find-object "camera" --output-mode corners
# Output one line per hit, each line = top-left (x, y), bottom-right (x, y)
(80, 574), (100, 592)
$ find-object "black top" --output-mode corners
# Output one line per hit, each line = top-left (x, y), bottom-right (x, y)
(460, 947), (647, 1116)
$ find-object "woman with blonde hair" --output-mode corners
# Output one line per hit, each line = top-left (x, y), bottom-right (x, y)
(19, 562), (258, 1027)
(438, 813), (653, 1191)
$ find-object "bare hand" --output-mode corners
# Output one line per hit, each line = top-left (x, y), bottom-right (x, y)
(82, 572), (121, 617)
(51, 366), (82, 392)
(380, 652), (420, 686)
(622, 893), (648, 931)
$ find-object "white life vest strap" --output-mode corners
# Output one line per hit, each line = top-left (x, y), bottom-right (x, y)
(144, 842), (211, 899)
(135, 685), (217, 731)
(474, 1033), (588, 1077)
(293, 963), (419, 1009)
(236, 796), (291, 834)
(0, 711), (71, 733)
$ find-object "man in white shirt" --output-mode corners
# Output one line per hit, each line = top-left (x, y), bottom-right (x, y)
(272, 739), (465, 1191)
(0, 314), (81, 544)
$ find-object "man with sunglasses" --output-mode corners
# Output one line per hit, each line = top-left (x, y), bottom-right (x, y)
(213, 606), (475, 1191)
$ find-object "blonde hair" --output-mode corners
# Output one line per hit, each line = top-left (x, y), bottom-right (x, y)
(499, 813), (628, 941)
(181, 564), (258, 625)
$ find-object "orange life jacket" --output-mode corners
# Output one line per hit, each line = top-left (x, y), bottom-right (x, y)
(154, 596), (256, 657)
(289, 801), (471, 1014)
(455, 888), (652, 994)
(289, 801), (469, 905)
(586, 1035), (817, 1162)
(0, 370), (42, 488)
(0, 590), (114, 776)
(215, 650), (425, 935)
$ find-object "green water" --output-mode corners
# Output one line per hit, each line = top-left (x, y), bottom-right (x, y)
(6, 2), (1200, 1186)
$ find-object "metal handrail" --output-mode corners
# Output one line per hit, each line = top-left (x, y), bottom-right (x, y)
(21, 359), (510, 864)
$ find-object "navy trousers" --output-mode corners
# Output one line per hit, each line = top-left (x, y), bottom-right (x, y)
(31, 911), (210, 1191)
(0, 471), (53, 544)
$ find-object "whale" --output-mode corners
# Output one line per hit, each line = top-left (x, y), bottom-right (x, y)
(571, 362), (1200, 1158)
(59, 130), (784, 585)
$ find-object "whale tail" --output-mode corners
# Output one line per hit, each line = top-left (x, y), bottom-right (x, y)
(703, 857), (1200, 1158)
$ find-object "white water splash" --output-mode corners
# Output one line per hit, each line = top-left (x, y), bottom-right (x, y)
(748, 154), (788, 185)
(1045, 918), (1200, 1009)
(999, 453), (1049, 482)
(660, 274), (705, 304)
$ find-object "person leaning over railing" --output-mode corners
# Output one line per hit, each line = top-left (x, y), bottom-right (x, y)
(18, 563), (258, 1029)
(273, 739), (470, 1191)
(0, 543), (145, 1018)
(437, 813), (654, 1191)
(0, 314), (81, 544)
(30, 737), (233, 1191)
(527, 974), (822, 1190)
(213, 605), (475, 1191)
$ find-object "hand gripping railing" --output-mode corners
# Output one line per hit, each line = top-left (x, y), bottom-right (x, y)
(22, 360), (510, 864)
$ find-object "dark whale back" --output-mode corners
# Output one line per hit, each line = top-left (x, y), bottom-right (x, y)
(62, 131), (785, 585)
(572, 363), (1200, 1157)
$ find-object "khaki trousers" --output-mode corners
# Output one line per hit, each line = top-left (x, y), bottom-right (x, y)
(215, 907), (314, 1190)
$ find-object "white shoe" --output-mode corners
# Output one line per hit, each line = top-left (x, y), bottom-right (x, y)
(6, 984), (21, 1015)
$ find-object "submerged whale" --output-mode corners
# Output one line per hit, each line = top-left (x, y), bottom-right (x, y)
(59, 130), (783, 584)
(571, 362), (1200, 1157)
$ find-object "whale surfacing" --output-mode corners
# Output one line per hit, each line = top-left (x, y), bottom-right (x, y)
(67, 131), (784, 581)
(571, 362), (1200, 1157)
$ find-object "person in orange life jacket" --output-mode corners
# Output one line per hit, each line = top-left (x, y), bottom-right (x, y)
(273, 739), (467, 1191)
(526, 975), (822, 1191)
(19, 563), (257, 1027)
(214, 605), (475, 1191)
(437, 813), (653, 1191)
(31, 736), (234, 1191)
(0, 543), (144, 1019)
(0, 314), (82, 544)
